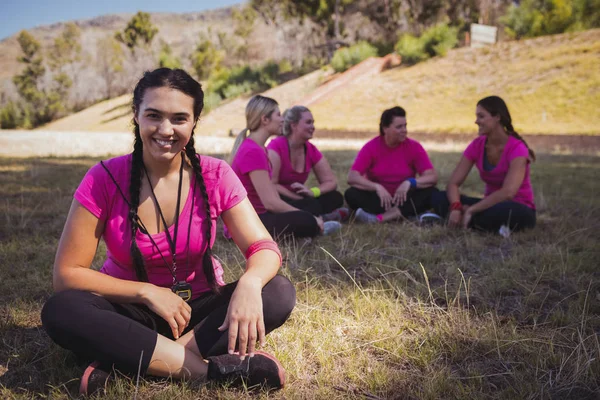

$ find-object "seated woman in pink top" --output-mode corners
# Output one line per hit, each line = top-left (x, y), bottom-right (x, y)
(267, 105), (347, 222)
(41, 69), (293, 396)
(432, 96), (536, 233)
(345, 106), (438, 223)
(230, 95), (341, 238)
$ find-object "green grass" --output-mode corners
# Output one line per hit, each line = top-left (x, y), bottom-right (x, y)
(1, 150), (599, 399)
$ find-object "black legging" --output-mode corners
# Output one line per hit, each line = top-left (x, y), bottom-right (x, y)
(431, 190), (536, 232)
(344, 186), (438, 217)
(259, 211), (320, 238)
(41, 275), (296, 375)
(281, 191), (344, 216)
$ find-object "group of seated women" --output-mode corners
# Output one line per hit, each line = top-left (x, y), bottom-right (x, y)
(40, 68), (538, 396)
(229, 94), (537, 239)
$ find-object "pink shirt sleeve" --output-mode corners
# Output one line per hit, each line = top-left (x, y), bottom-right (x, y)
(213, 161), (247, 216)
(351, 141), (374, 174)
(463, 138), (482, 163)
(307, 142), (323, 169)
(238, 146), (270, 175)
(73, 163), (110, 220)
(507, 140), (530, 162)
(412, 141), (434, 174)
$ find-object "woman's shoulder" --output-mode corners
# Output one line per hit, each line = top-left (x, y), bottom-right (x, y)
(266, 136), (286, 152)
(198, 155), (231, 176)
(88, 154), (132, 182)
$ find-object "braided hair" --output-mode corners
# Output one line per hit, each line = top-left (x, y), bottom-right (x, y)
(477, 96), (536, 161)
(129, 68), (219, 292)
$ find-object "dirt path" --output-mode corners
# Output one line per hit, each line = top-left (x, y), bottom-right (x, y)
(1, 130), (599, 158)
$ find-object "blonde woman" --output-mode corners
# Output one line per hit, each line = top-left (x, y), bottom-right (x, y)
(267, 106), (348, 222)
(230, 95), (342, 238)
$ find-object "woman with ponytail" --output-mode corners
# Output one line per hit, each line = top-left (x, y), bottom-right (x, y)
(230, 95), (342, 238)
(41, 68), (295, 396)
(267, 105), (348, 222)
(432, 96), (536, 233)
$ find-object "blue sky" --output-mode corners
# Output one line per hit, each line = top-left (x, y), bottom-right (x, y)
(0, 0), (244, 40)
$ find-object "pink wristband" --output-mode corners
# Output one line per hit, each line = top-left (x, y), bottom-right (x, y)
(244, 239), (282, 265)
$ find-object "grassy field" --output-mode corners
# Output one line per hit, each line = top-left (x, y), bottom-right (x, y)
(1, 148), (599, 399)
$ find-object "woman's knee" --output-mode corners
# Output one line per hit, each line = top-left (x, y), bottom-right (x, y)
(344, 187), (361, 209)
(41, 290), (109, 335)
(262, 275), (296, 328)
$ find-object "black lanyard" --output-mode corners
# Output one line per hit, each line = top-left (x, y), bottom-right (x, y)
(141, 153), (186, 284)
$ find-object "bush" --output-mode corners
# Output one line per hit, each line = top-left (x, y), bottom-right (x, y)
(202, 91), (222, 113)
(0, 101), (28, 129)
(395, 23), (458, 65)
(501, 0), (600, 39)
(330, 41), (378, 73)
(395, 34), (428, 65)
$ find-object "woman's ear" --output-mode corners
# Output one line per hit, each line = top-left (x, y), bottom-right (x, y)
(133, 108), (139, 125)
(260, 114), (271, 126)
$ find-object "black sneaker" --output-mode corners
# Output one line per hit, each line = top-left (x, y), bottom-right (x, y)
(207, 351), (285, 390)
(79, 361), (112, 396)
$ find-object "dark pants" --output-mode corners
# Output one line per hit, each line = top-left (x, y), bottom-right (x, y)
(259, 211), (320, 238)
(41, 275), (296, 375)
(281, 191), (344, 216)
(344, 186), (437, 217)
(431, 190), (536, 232)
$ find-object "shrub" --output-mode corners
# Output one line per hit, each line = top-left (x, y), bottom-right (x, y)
(330, 41), (378, 73)
(395, 34), (428, 65)
(202, 91), (222, 113)
(0, 101), (28, 129)
(395, 23), (458, 65)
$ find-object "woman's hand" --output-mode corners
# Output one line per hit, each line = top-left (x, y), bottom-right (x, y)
(314, 215), (324, 232)
(290, 182), (313, 197)
(393, 181), (411, 207)
(461, 207), (473, 228)
(218, 277), (265, 359)
(140, 284), (192, 339)
(448, 210), (462, 228)
(375, 184), (393, 211)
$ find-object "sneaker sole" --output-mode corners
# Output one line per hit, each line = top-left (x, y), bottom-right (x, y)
(254, 350), (286, 389)
(79, 361), (100, 396)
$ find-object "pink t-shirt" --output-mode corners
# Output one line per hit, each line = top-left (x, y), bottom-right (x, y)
(351, 136), (434, 195)
(463, 136), (535, 209)
(231, 138), (271, 214)
(74, 154), (247, 299)
(267, 136), (323, 191)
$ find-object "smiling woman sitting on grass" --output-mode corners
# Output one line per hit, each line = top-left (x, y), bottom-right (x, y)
(345, 106), (439, 223)
(40, 68), (295, 396)
(431, 96), (536, 233)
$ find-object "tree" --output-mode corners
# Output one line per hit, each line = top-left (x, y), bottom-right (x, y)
(97, 35), (125, 99)
(158, 41), (182, 69)
(12, 30), (62, 126)
(115, 11), (159, 53)
(47, 22), (83, 112)
(190, 35), (224, 80)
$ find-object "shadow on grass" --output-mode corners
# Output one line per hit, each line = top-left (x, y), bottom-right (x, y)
(0, 150), (599, 398)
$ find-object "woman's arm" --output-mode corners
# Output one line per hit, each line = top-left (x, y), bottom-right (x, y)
(416, 168), (438, 188)
(249, 170), (301, 213)
(219, 199), (281, 358)
(347, 169), (393, 210)
(446, 156), (475, 204)
(311, 157), (338, 194)
(465, 157), (527, 215)
(54, 199), (192, 338)
(267, 149), (302, 200)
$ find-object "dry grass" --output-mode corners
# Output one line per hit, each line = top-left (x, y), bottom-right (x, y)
(311, 29), (600, 136)
(1, 149), (599, 399)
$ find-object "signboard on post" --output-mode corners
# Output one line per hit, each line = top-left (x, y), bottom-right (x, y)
(470, 23), (498, 48)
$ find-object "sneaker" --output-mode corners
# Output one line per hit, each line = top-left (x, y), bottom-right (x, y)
(354, 208), (378, 224)
(207, 351), (285, 390)
(322, 207), (350, 222)
(79, 361), (112, 396)
(322, 221), (342, 235)
(499, 224), (511, 238)
(419, 212), (442, 225)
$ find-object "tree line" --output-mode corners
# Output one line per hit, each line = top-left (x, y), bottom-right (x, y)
(1, 0), (598, 129)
